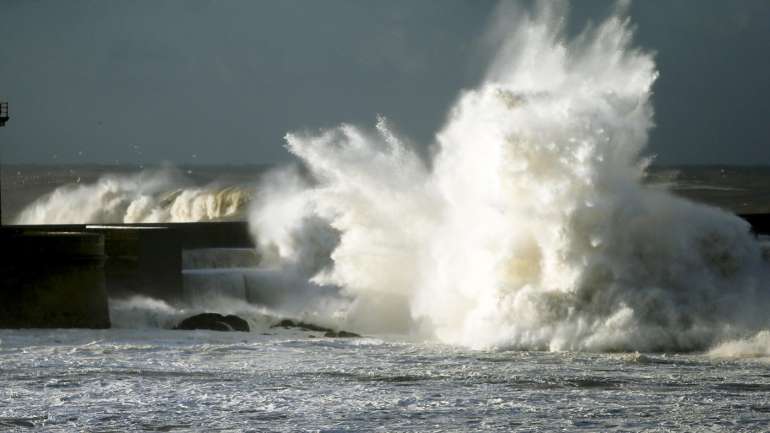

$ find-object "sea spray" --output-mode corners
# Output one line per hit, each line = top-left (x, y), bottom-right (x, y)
(109, 295), (279, 331)
(16, 167), (252, 224)
(709, 331), (770, 360)
(249, 1), (770, 351)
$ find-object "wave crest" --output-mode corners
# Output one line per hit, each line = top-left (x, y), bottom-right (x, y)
(16, 168), (252, 224)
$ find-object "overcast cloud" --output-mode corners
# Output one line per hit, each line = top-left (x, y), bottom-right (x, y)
(0, 0), (768, 165)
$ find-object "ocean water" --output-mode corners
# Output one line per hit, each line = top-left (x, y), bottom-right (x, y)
(3, 2), (770, 431)
(2, 328), (770, 432)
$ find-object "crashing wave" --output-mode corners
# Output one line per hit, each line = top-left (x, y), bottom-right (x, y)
(248, 1), (770, 352)
(16, 167), (252, 224)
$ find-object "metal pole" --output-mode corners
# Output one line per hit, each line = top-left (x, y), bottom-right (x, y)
(0, 102), (8, 225)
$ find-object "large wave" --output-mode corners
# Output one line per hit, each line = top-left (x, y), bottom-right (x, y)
(248, 1), (770, 352)
(16, 167), (252, 224)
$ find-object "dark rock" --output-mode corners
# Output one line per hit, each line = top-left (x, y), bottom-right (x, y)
(338, 330), (361, 338)
(175, 313), (250, 332)
(0, 418), (35, 428)
(271, 318), (360, 338)
(324, 330), (361, 338)
(271, 319), (332, 333)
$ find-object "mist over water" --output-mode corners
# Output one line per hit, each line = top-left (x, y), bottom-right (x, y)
(249, 2), (770, 352)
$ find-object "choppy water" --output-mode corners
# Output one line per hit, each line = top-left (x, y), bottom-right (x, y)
(2, 329), (770, 432)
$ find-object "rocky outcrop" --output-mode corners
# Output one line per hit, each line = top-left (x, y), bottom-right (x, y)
(175, 313), (250, 332)
(271, 319), (361, 338)
(323, 330), (361, 338)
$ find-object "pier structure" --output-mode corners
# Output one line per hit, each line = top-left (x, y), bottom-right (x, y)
(0, 222), (253, 328)
(1, 231), (110, 328)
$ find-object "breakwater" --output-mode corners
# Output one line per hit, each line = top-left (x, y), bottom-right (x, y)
(0, 231), (109, 328)
(0, 216), (767, 329)
(0, 222), (252, 328)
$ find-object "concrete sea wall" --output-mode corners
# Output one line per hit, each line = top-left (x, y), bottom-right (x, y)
(0, 216), (768, 329)
(0, 231), (109, 328)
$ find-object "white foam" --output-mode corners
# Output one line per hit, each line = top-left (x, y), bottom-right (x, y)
(709, 331), (770, 360)
(109, 295), (278, 332)
(16, 167), (252, 224)
(247, 2), (770, 352)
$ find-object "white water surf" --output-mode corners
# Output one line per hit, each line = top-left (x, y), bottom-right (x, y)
(15, 167), (251, 224)
(248, 1), (770, 352)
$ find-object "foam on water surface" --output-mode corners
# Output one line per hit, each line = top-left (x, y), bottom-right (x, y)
(3, 328), (770, 432)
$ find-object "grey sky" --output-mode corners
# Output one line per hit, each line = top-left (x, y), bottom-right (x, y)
(0, 0), (768, 165)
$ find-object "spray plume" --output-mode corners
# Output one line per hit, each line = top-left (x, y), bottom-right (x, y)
(249, 1), (770, 352)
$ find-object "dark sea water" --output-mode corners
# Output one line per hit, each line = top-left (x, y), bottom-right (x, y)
(645, 166), (770, 215)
